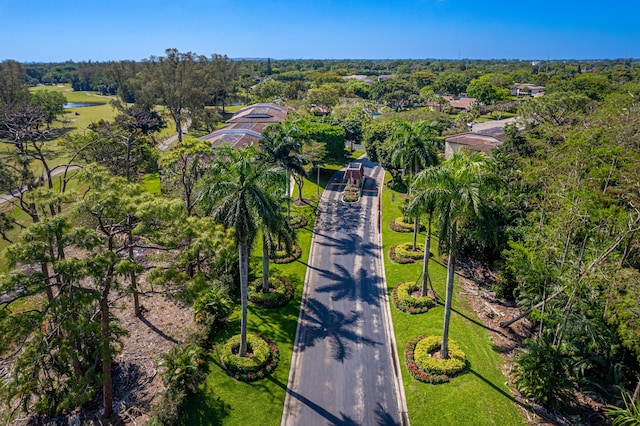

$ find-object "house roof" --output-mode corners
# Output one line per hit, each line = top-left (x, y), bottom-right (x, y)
(200, 102), (290, 150)
(445, 132), (503, 152)
(200, 122), (269, 150)
(343, 74), (375, 84)
(227, 103), (290, 124)
(442, 96), (477, 110)
(513, 83), (545, 90)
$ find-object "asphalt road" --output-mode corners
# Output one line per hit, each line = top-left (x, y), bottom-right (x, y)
(282, 159), (407, 426)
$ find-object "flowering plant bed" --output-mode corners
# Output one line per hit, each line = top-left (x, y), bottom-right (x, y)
(414, 335), (467, 376)
(342, 187), (360, 202)
(389, 242), (425, 264)
(404, 334), (467, 384)
(270, 243), (302, 264)
(288, 213), (308, 229)
(248, 276), (294, 308)
(391, 282), (435, 314)
(389, 216), (425, 233)
(404, 335), (451, 384)
(389, 217), (413, 232)
(220, 333), (280, 382)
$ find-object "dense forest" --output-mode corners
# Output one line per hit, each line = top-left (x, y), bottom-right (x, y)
(1, 51), (639, 424)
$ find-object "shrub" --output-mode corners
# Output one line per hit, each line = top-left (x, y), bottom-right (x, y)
(343, 186), (360, 202)
(248, 276), (294, 308)
(391, 282), (435, 314)
(512, 336), (573, 409)
(389, 216), (413, 232)
(389, 244), (415, 264)
(152, 344), (205, 423)
(389, 242), (425, 264)
(414, 335), (467, 376)
(289, 213), (309, 229)
(193, 288), (232, 326)
(161, 344), (205, 394)
(389, 216), (425, 232)
(270, 243), (302, 264)
(404, 335), (450, 384)
(220, 333), (280, 382)
(395, 242), (425, 260)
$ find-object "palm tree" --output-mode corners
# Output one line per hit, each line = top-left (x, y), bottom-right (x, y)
(202, 145), (283, 356)
(406, 186), (437, 299)
(260, 122), (306, 219)
(412, 151), (497, 359)
(389, 120), (441, 249)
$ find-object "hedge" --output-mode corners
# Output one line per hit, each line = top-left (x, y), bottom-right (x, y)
(414, 335), (467, 377)
(404, 335), (450, 384)
(391, 282), (435, 314)
(270, 243), (302, 264)
(389, 216), (425, 233)
(248, 276), (294, 308)
(220, 333), (280, 382)
(389, 242), (425, 264)
(395, 242), (425, 260)
(288, 213), (309, 229)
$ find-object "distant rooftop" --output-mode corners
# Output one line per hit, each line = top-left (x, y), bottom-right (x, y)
(200, 102), (290, 150)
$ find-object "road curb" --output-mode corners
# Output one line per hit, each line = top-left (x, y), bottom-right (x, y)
(374, 166), (411, 426)
(280, 177), (327, 426)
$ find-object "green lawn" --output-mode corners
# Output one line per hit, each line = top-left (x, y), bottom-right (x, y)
(381, 172), (526, 425)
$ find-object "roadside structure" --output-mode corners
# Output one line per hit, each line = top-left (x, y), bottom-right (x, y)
(343, 162), (365, 188)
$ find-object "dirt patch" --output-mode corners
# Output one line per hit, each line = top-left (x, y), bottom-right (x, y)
(82, 292), (196, 424)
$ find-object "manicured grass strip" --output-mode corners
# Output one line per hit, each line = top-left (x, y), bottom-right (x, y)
(381, 171), (526, 426)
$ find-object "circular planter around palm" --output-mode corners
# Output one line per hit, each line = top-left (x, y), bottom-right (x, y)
(220, 333), (280, 382)
(248, 276), (294, 308)
(404, 335), (467, 384)
(270, 243), (302, 264)
(391, 282), (435, 314)
(288, 213), (308, 229)
(389, 242), (425, 264)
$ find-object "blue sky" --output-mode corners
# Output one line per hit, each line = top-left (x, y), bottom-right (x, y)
(1, 0), (639, 62)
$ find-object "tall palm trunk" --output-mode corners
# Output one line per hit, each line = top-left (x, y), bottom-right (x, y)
(262, 232), (270, 293)
(441, 227), (457, 359)
(420, 212), (432, 298)
(412, 216), (419, 250)
(238, 238), (249, 357)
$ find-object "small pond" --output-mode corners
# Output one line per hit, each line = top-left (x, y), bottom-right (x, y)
(63, 102), (104, 108)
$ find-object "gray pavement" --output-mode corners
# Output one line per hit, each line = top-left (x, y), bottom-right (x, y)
(282, 159), (408, 426)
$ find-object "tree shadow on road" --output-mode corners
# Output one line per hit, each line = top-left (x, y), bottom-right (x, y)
(316, 264), (381, 308)
(316, 232), (379, 258)
(297, 298), (379, 362)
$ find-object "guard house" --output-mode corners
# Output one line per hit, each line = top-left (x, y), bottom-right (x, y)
(343, 162), (364, 188)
